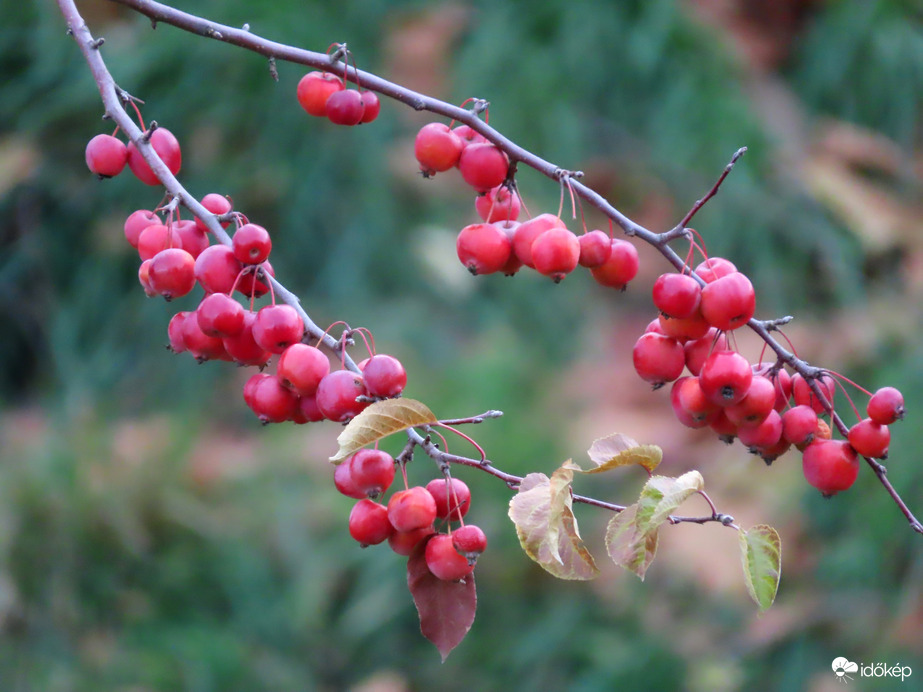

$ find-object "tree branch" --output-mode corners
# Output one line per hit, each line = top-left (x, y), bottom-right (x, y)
(59, 0), (922, 536)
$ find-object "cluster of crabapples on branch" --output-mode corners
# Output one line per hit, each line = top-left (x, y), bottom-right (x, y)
(631, 254), (905, 496)
(88, 113), (411, 429)
(296, 70), (380, 126)
(414, 119), (640, 286)
(336, 451), (487, 581)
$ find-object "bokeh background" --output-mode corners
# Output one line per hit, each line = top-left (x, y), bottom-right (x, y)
(2, 0), (922, 690)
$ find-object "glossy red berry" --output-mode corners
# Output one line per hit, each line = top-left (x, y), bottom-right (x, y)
(232, 223), (272, 264)
(847, 418), (890, 458)
(531, 228), (580, 283)
(167, 312), (189, 353)
(137, 223), (182, 262)
(196, 293), (244, 337)
(196, 193), (233, 233)
(173, 219), (209, 259)
(363, 354), (407, 398)
(867, 387), (904, 424)
(802, 439), (860, 496)
(590, 239), (639, 290)
(124, 210), (158, 249)
(222, 310), (271, 367)
(671, 377), (719, 428)
(315, 370), (368, 422)
(334, 461), (366, 499)
(296, 71), (344, 117)
(512, 214), (565, 268)
(194, 245), (243, 295)
(781, 405), (819, 446)
(457, 143), (509, 192)
(388, 525), (435, 556)
(475, 185), (521, 223)
(425, 477), (471, 521)
(452, 125), (488, 146)
(85, 134), (128, 178)
(652, 273), (702, 320)
(452, 525), (487, 557)
(148, 248), (196, 301)
(425, 534), (474, 581)
(456, 223), (512, 275)
(297, 393), (325, 423)
(138, 259), (156, 297)
(572, 230), (609, 268)
(388, 486), (437, 533)
(658, 310), (710, 342)
(737, 409), (783, 450)
(246, 373), (298, 423)
(632, 333), (685, 388)
(414, 123), (464, 174)
(277, 343), (330, 395)
(235, 261), (274, 299)
(349, 449), (396, 498)
(349, 499), (393, 546)
(700, 272), (756, 331)
(699, 350), (753, 407)
(252, 304), (304, 354)
(495, 221), (523, 276)
(182, 313), (228, 362)
(695, 257), (737, 284)
(683, 328), (728, 376)
(725, 375), (776, 428)
(791, 373), (836, 415)
(325, 89), (365, 126)
(126, 128), (182, 186)
(359, 91), (380, 123)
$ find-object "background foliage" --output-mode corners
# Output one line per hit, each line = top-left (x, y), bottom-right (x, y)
(1, 0), (922, 689)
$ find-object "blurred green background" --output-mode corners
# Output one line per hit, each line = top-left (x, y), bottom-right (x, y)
(2, 0), (922, 690)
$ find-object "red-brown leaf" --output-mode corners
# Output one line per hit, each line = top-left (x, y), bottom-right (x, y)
(407, 539), (477, 662)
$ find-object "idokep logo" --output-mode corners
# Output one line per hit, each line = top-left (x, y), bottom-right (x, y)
(832, 657), (913, 684)
(832, 658), (859, 683)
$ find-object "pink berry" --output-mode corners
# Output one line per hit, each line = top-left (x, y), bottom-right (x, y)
(456, 223), (512, 275)
(252, 304), (304, 354)
(126, 128), (182, 186)
(531, 228), (580, 283)
(85, 134), (128, 178)
(277, 343), (330, 396)
(296, 71), (344, 117)
(652, 273), (702, 320)
(512, 214), (565, 268)
(425, 477), (471, 521)
(475, 185), (521, 223)
(232, 223), (272, 264)
(148, 248), (196, 300)
(700, 272), (756, 331)
(425, 534), (474, 581)
(325, 89), (365, 126)
(315, 370), (368, 422)
(590, 239), (639, 290)
(802, 439), (859, 496)
(388, 486), (437, 533)
(349, 449), (396, 498)
(457, 143), (509, 192)
(867, 387), (904, 424)
(359, 92), (380, 123)
(577, 230), (612, 268)
(414, 122), (464, 174)
(362, 354), (407, 398)
(632, 333), (685, 388)
(847, 418), (890, 458)
(699, 350), (753, 407)
(349, 499), (393, 546)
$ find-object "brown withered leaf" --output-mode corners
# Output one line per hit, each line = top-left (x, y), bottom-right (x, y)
(508, 461), (599, 581)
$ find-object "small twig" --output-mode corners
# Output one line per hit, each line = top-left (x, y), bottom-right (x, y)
(671, 146), (747, 233)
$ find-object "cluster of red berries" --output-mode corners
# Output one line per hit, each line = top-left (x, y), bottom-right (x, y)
(85, 126), (182, 184)
(118, 187), (407, 427)
(414, 120), (640, 286)
(296, 71), (380, 126)
(336, 449), (487, 581)
(630, 256), (904, 495)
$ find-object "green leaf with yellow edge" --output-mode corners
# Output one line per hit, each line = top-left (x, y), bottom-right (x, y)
(582, 433), (662, 474)
(329, 398), (436, 463)
(605, 470), (704, 579)
(739, 524), (782, 612)
(508, 461), (599, 581)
